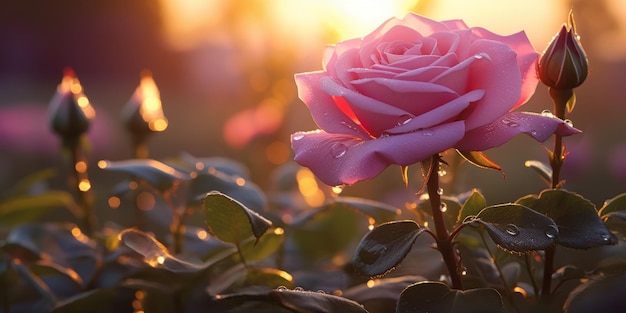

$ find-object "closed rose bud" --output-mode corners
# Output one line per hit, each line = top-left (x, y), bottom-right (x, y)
(538, 12), (588, 90)
(122, 71), (168, 136)
(48, 68), (95, 139)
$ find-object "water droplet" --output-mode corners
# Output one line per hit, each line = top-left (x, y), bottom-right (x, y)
(530, 129), (538, 136)
(440, 203), (448, 213)
(330, 143), (347, 158)
(294, 287), (304, 291)
(541, 109), (554, 117)
(332, 185), (344, 194)
(277, 286), (288, 291)
(317, 290), (326, 294)
(564, 119), (573, 127)
(502, 118), (519, 127)
(437, 169), (447, 177)
(459, 266), (468, 276)
(601, 234), (611, 242)
(398, 115), (413, 126)
(292, 134), (304, 141)
(545, 225), (558, 239)
(505, 224), (520, 236)
(436, 188), (444, 195)
(422, 130), (434, 136)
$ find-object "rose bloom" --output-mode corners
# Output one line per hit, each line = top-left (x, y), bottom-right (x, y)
(291, 13), (579, 186)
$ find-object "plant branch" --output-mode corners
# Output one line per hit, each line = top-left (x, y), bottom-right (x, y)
(426, 154), (463, 289)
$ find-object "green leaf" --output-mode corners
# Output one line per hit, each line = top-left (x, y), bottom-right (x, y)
(188, 168), (267, 212)
(598, 193), (626, 217)
(99, 159), (190, 192)
(602, 211), (626, 236)
(213, 288), (369, 313)
(527, 189), (616, 249)
(291, 204), (362, 260)
(396, 281), (504, 313)
(352, 220), (425, 277)
(343, 275), (424, 311)
(203, 191), (272, 245)
(4, 223), (99, 287)
(239, 228), (284, 262)
(246, 267), (294, 289)
(524, 160), (553, 185)
(332, 197), (401, 224)
(457, 150), (502, 172)
(564, 273), (626, 313)
(49, 289), (116, 313)
(458, 190), (487, 223)
(269, 288), (369, 313)
(119, 229), (202, 273)
(471, 204), (558, 252)
(0, 190), (81, 226)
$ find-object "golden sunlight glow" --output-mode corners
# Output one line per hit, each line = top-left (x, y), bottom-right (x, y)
(197, 230), (209, 240)
(235, 177), (246, 186)
(156, 256), (166, 265)
(133, 72), (168, 132)
(366, 279), (376, 288)
(75, 161), (88, 173)
(296, 168), (325, 207)
(159, 0), (420, 51)
(513, 286), (527, 297)
(108, 196), (121, 209)
(266, 141), (290, 165)
(59, 68), (96, 120)
(78, 179), (91, 192)
(273, 227), (285, 235)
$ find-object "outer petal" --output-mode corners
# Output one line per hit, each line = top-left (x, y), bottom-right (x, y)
(462, 39), (523, 130)
(470, 28), (539, 110)
(291, 121), (466, 186)
(295, 71), (370, 139)
(455, 111), (581, 151)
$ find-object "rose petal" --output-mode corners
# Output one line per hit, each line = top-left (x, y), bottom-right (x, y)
(431, 53), (490, 95)
(351, 77), (457, 118)
(291, 121), (465, 186)
(323, 37), (363, 71)
(470, 28), (539, 109)
(295, 72), (370, 139)
(320, 76), (409, 136)
(461, 39), (523, 130)
(385, 89), (484, 134)
(455, 111), (581, 151)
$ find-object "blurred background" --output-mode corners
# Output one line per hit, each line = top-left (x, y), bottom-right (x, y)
(1, 0), (625, 207)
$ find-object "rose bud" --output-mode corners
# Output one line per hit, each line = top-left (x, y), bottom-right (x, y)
(538, 12), (588, 90)
(48, 68), (95, 139)
(122, 71), (168, 136)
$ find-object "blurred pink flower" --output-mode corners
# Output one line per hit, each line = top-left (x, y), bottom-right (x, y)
(291, 13), (580, 186)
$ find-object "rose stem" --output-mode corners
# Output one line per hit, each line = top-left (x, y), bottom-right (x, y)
(541, 87), (573, 303)
(68, 137), (97, 236)
(427, 154), (463, 289)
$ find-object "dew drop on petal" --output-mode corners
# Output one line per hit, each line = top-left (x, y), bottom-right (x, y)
(564, 119), (574, 127)
(505, 224), (520, 236)
(544, 225), (558, 239)
(293, 134), (304, 141)
(541, 109), (554, 117)
(502, 118), (520, 127)
(422, 130), (434, 136)
(330, 143), (347, 158)
(277, 286), (288, 291)
(398, 115), (412, 126)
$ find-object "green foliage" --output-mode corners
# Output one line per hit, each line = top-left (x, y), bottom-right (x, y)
(352, 220), (425, 277)
(469, 203), (558, 252)
(396, 281), (504, 313)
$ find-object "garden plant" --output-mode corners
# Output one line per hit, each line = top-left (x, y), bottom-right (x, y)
(1, 10), (626, 313)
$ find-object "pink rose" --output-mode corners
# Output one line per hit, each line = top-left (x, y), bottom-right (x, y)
(291, 13), (580, 186)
